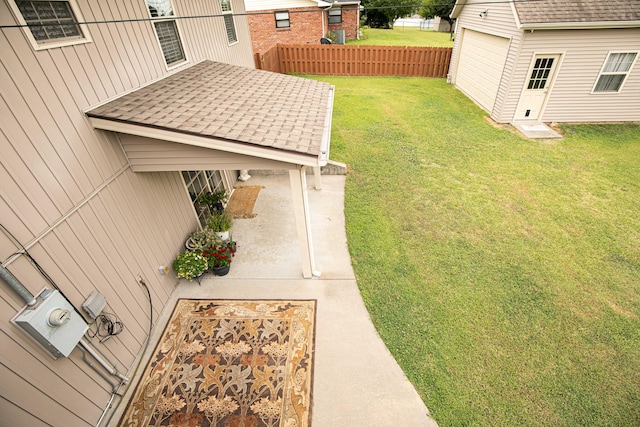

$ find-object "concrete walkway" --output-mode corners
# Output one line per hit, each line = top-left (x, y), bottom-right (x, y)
(116, 174), (438, 426)
(512, 121), (563, 139)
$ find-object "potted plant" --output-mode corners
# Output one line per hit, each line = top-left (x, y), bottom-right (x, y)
(227, 236), (237, 254)
(173, 250), (208, 280)
(202, 244), (234, 276)
(185, 228), (221, 251)
(197, 190), (227, 213)
(206, 210), (233, 241)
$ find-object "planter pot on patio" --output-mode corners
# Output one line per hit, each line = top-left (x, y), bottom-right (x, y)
(215, 231), (230, 242)
(212, 265), (230, 276)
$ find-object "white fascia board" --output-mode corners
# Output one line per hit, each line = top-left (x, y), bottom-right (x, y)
(450, 0), (467, 19)
(319, 85), (335, 167)
(89, 118), (320, 167)
(521, 21), (640, 30)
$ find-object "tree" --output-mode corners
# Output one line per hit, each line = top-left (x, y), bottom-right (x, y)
(362, 0), (417, 29)
(420, 0), (456, 28)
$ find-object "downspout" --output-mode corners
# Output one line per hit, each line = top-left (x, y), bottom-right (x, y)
(319, 85), (334, 166)
(314, 85), (335, 190)
(322, 3), (333, 39)
(0, 265), (36, 306)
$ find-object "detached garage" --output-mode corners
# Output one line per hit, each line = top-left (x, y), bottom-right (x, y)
(453, 29), (510, 113)
(448, 0), (640, 124)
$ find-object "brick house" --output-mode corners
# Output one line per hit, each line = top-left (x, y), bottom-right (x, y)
(246, 0), (360, 54)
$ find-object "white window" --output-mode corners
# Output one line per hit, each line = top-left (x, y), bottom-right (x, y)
(275, 11), (290, 29)
(328, 8), (342, 25)
(146, 0), (186, 67)
(182, 170), (226, 226)
(10, 0), (91, 50)
(220, 0), (237, 44)
(593, 52), (637, 93)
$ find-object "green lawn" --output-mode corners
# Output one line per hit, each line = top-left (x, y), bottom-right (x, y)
(348, 27), (454, 47)
(312, 76), (640, 427)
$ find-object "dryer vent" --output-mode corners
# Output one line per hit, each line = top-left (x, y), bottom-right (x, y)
(82, 291), (107, 320)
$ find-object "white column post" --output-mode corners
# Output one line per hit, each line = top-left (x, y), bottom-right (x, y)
(313, 166), (322, 190)
(289, 167), (321, 278)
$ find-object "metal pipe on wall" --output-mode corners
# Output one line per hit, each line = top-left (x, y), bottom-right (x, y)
(78, 338), (130, 384)
(0, 265), (36, 306)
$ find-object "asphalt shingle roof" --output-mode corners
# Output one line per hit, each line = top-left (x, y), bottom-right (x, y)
(87, 61), (333, 157)
(514, 0), (640, 24)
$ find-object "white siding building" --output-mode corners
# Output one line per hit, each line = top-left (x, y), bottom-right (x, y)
(448, 0), (640, 123)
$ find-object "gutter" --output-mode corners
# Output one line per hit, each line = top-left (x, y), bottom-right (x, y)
(319, 85), (335, 167)
(520, 20), (640, 30)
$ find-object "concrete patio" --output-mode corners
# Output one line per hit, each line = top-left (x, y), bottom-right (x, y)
(110, 173), (438, 426)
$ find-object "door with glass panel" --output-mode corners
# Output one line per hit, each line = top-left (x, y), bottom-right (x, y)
(182, 170), (226, 226)
(515, 54), (561, 121)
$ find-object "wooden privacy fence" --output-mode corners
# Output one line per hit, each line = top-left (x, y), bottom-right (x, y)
(255, 44), (452, 77)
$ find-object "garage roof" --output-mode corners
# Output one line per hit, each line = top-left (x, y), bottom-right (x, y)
(514, 0), (640, 25)
(451, 0), (640, 29)
(87, 60), (333, 161)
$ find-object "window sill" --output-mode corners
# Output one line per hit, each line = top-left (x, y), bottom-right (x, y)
(30, 36), (92, 51)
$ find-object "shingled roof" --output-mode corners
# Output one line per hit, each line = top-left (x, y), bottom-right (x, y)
(87, 61), (333, 157)
(514, 0), (640, 25)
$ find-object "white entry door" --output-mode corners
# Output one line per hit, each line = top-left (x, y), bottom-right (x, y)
(514, 54), (561, 121)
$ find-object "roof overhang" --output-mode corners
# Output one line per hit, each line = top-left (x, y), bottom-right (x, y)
(89, 117), (323, 168)
(86, 61), (334, 170)
(450, 0), (467, 19)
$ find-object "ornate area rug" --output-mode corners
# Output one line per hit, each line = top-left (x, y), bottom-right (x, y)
(226, 186), (264, 218)
(118, 299), (316, 427)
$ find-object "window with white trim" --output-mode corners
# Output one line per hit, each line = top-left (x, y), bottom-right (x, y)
(275, 11), (290, 28)
(11, 0), (90, 49)
(146, 0), (186, 67)
(328, 8), (342, 24)
(182, 170), (226, 226)
(220, 0), (237, 44)
(593, 52), (637, 93)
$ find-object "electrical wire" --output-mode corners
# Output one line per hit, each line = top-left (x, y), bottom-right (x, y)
(87, 312), (125, 343)
(99, 276), (154, 427)
(0, 0), (544, 30)
(0, 223), (90, 322)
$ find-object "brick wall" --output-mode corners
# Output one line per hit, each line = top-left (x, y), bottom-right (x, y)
(248, 7), (360, 54)
(248, 7), (324, 54)
(328, 7), (360, 41)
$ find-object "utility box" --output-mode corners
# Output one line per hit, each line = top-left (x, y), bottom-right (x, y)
(13, 289), (88, 358)
(333, 29), (345, 45)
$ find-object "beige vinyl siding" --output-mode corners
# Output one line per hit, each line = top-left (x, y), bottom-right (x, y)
(454, 29), (510, 111)
(0, 396), (48, 427)
(1, 168), (198, 425)
(121, 135), (302, 172)
(505, 29), (640, 123)
(1, 0), (255, 424)
(449, 0), (522, 120)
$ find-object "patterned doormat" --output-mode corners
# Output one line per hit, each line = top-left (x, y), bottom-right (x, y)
(118, 299), (316, 427)
(226, 186), (264, 218)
